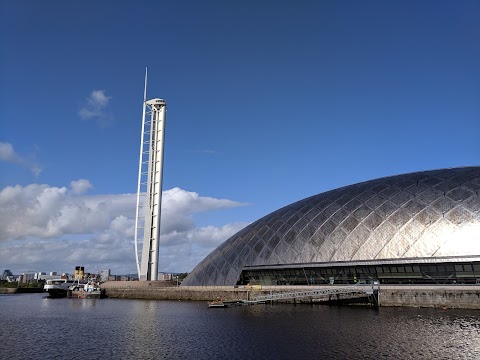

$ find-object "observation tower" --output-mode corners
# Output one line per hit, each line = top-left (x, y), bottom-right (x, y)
(134, 70), (167, 281)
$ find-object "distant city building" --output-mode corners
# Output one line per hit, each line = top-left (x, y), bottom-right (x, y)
(103, 274), (138, 281)
(100, 269), (110, 282)
(1, 269), (13, 280)
(34, 272), (46, 280)
(158, 273), (172, 281)
(19, 271), (37, 283)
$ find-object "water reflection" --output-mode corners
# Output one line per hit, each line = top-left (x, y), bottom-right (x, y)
(125, 301), (163, 358)
(1, 294), (479, 360)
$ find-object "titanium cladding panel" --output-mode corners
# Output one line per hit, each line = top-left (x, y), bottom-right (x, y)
(182, 167), (480, 286)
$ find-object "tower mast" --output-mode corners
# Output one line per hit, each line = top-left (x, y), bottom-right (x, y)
(134, 69), (167, 281)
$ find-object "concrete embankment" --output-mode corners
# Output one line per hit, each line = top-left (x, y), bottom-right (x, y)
(102, 282), (355, 303)
(0, 288), (17, 294)
(101, 282), (480, 309)
(0, 287), (44, 294)
(101, 281), (252, 302)
(378, 285), (480, 309)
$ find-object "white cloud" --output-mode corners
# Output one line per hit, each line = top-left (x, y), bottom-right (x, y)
(0, 142), (21, 162)
(70, 179), (93, 194)
(0, 183), (249, 275)
(89, 90), (110, 107)
(79, 90), (113, 126)
(0, 142), (42, 177)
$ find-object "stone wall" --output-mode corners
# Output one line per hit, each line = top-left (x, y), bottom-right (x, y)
(102, 283), (252, 301)
(378, 285), (480, 309)
(0, 287), (43, 294)
(101, 282), (480, 309)
(0, 288), (17, 294)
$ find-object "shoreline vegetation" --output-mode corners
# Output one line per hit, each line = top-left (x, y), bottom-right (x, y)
(0, 280), (44, 294)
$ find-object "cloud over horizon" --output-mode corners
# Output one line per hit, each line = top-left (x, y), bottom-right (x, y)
(0, 182), (249, 275)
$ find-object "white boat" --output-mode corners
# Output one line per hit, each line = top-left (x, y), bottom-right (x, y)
(207, 300), (245, 308)
(44, 279), (78, 298)
(208, 300), (227, 308)
(69, 279), (105, 299)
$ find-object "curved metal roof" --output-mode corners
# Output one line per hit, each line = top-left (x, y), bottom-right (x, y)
(182, 167), (480, 286)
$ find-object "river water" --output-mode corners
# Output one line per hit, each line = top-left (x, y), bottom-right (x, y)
(1, 293), (479, 360)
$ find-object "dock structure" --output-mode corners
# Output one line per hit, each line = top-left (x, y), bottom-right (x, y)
(207, 285), (378, 307)
(101, 282), (480, 309)
(251, 285), (375, 303)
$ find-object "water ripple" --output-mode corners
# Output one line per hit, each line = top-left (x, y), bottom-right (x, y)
(1, 294), (479, 359)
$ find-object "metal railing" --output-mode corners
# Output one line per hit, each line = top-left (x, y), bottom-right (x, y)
(252, 286), (371, 302)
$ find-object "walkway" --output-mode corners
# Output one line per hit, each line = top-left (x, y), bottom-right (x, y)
(251, 285), (375, 303)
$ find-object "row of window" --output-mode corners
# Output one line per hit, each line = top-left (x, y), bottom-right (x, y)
(240, 262), (480, 285)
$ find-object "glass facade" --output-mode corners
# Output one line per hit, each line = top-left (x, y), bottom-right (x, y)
(182, 167), (480, 286)
(240, 260), (480, 285)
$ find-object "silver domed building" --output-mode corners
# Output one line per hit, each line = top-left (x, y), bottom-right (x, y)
(182, 167), (480, 286)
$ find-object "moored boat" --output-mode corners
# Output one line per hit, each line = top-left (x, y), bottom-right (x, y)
(44, 279), (77, 298)
(69, 279), (105, 299)
(208, 300), (246, 308)
(208, 300), (227, 308)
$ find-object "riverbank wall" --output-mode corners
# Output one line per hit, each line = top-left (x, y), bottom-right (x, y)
(378, 285), (480, 309)
(101, 282), (480, 309)
(0, 287), (44, 294)
(0, 288), (17, 294)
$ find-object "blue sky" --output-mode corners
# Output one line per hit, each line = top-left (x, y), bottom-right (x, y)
(1, 1), (479, 276)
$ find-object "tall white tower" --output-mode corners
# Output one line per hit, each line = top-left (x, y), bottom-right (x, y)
(134, 70), (167, 281)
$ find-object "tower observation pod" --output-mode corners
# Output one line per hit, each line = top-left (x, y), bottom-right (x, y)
(134, 79), (167, 280)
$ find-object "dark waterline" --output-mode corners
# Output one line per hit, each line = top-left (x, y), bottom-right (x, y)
(1, 293), (479, 360)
